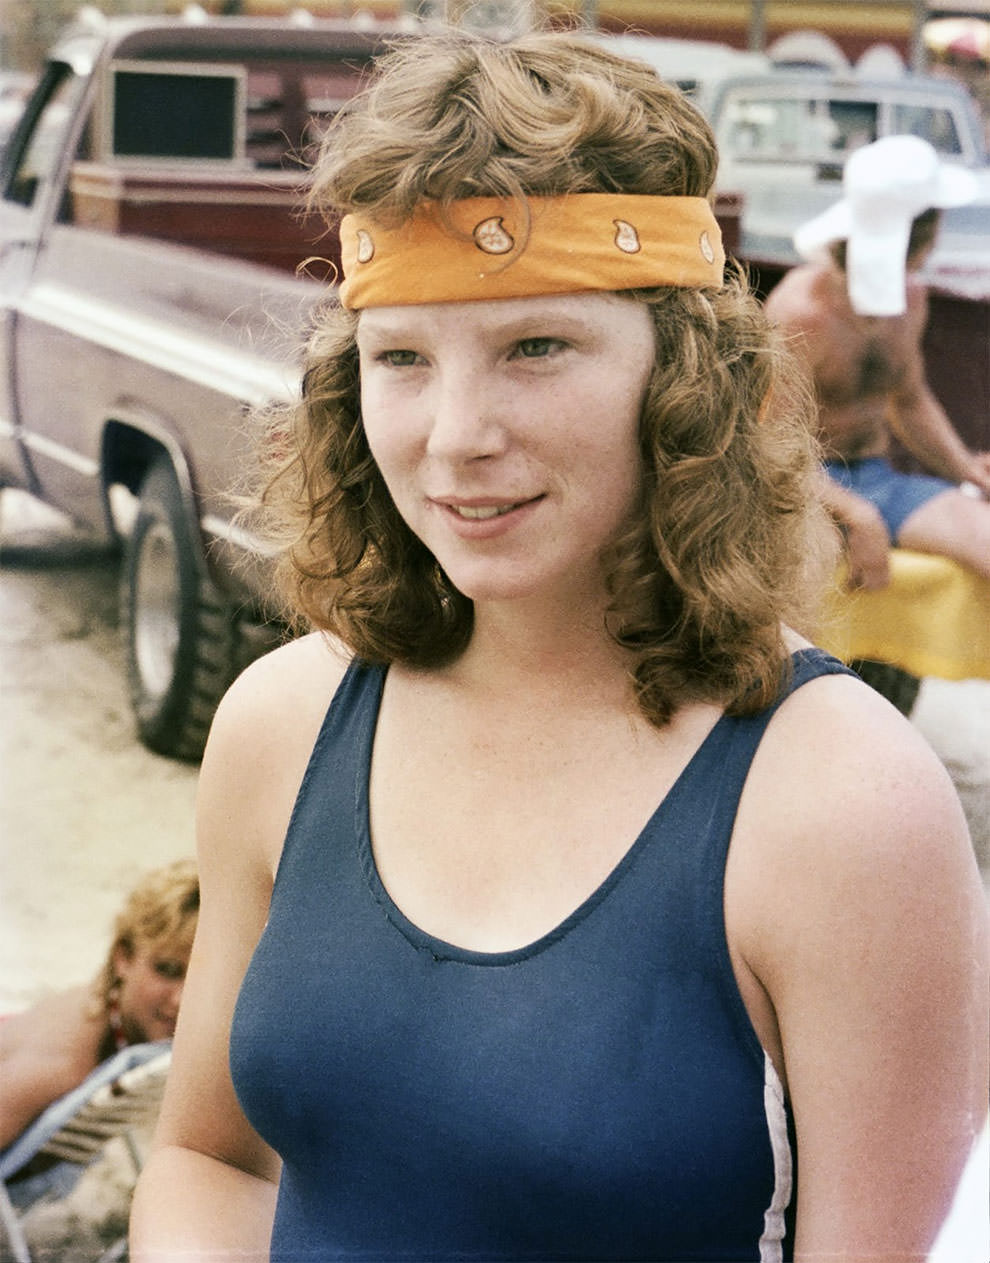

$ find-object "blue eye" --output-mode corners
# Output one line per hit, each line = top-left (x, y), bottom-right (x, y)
(380, 350), (421, 367)
(515, 338), (558, 359)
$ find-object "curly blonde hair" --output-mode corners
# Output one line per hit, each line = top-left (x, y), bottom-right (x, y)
(98, 858), (199, 1009)
(256, 30), (835, 724)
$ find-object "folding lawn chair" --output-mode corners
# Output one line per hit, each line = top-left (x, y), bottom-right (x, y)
(0, 1041), (171, 1263)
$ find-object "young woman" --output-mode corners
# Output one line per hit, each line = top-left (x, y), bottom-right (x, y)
(1, 857), (199, 1151)
(130, 32), (988, 1262)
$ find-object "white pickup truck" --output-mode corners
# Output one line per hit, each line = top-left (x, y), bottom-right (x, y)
(707, 67), (990, 269)
(0, 9), (400, 759)
(593, 33), (989, 278)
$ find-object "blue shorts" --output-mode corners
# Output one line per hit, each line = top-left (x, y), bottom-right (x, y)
(824, 457), (954, 542)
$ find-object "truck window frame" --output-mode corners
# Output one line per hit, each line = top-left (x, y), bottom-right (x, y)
(2, 61), (89, 210)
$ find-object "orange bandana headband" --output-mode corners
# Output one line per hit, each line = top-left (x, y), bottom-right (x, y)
(338, 194), (724, 309)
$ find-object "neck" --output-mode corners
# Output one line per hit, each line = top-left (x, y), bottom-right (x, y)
(456, 592), (636, 710)
(823, 264), (854, 308)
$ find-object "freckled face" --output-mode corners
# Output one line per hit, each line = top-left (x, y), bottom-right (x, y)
(356, 292), (656, 607)
(114, 941), (190, 1043)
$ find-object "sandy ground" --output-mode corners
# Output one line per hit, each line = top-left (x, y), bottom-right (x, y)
(0, 491), (198, 1016)
(0, 492), (201, 1260)
(1, 486), (988, 1259)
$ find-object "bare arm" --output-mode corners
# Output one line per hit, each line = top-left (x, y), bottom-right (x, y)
(129, 671), (283, 1260)
(815, 468), (892, 590)
(131, 1147), (278, 1260)
(888, 289), (990, 495)
(130, 635), (348, 1260)
(0, 990), (100, 1148)
(765, 273), (893, 589)
(890, 371), (990, 493)
(731, 675), (989, 1260)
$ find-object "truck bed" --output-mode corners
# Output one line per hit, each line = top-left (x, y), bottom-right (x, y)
(68, 162), (328, 275)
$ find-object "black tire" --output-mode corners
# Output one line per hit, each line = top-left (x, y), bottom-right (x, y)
(122, 456), (237, 761)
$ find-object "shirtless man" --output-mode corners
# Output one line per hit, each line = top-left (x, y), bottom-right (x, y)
(765, 135), (990, 590)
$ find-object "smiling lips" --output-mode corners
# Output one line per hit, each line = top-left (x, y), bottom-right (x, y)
(453, 503), (521, 520)
(442, 497), (541, 520)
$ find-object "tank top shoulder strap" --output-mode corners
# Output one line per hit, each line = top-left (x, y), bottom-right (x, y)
(787, 645), (858, 693)
(295, 649), (851, 805)
(315, 655), (385, 748)
(727, 646), (859, 765)
(278, 656), (384, 862)
(663, 647), (859, 862)
(671, 646), (858, 833)
(283, 647), (855, 880)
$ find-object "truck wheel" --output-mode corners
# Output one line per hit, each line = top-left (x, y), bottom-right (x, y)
(122, 456), (234, 761)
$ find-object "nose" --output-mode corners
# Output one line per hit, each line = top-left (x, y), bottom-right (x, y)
(426, 363), (508, 463)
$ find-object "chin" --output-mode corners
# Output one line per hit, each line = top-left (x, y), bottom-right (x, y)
(443, 566), (547, 604)
(449, 546), (603, 602)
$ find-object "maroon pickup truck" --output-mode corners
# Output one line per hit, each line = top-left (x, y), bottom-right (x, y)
(0, 10), (404, 759)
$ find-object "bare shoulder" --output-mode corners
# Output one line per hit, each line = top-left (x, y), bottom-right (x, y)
(223, 630), (350, 711)
(745, 667), (971, 872)
(197, 632), (353, 878)
(763, 265), (835, 363)
(207, 632), (351, 762)
(0, 988), (102, 1144)
(730, 664), (984, 977)
(2, 986), (95, 1063)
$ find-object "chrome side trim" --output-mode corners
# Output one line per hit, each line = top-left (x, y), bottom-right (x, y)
(22, 430), (99, 476)
(18, 281), (300, 408)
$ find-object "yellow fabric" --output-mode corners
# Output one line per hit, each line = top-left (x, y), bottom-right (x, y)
(339, 194), (725, 309)
(818, 550), (990, 681)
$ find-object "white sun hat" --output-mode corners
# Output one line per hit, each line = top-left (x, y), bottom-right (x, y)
(793, 134), (978, 316)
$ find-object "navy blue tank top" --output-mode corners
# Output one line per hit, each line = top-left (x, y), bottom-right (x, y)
(231, 648), (852, 1262)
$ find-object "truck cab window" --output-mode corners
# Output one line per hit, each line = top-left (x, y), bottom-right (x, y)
(892, 104), (962, 156)
(5, 63), (86, 208)
(723, 96), (826, 161)
(824, 99), (878, 155)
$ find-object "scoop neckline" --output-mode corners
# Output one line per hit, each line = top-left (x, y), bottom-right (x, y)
(354, 672), (734, 967)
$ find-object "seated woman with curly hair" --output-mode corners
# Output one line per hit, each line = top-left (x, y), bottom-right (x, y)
(2, 858), (198, 1160)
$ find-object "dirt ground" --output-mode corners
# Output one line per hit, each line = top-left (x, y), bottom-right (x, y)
(0, 491), (199, 1017)
(0, 491), (202, 1259)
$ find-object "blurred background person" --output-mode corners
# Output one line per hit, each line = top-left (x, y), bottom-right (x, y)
(765, 134), (990, 592)
(1, 857), (199, 1165)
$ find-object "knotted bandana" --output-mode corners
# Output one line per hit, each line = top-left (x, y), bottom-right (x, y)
(339, 194), (725, 309)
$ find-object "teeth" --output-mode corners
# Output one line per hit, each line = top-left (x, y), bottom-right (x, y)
(453, 504), (516, 520)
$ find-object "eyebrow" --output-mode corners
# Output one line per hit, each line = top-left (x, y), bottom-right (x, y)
(356, 306), (604, 344)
